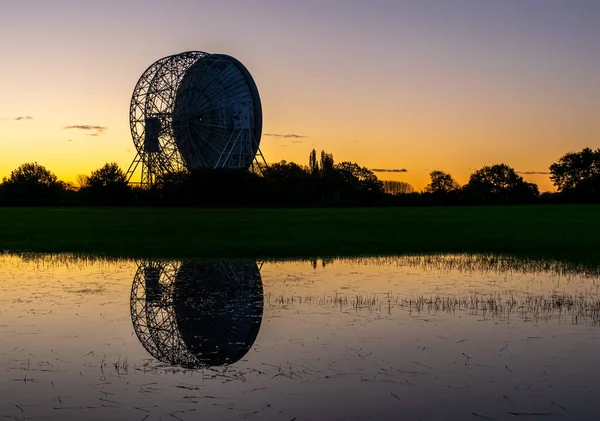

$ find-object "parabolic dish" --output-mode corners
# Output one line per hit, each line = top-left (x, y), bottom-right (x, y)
(129, 51), (263, 179)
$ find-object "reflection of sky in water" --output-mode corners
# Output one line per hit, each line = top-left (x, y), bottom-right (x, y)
(1, 254), (600, 420)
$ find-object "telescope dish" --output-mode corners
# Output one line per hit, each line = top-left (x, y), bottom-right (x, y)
(126, 51), (265, 187)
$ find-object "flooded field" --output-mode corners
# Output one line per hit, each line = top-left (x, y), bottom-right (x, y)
(1, 253), (600, 420)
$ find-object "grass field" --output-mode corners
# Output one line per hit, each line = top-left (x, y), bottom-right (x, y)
(0, 205), (599, 264)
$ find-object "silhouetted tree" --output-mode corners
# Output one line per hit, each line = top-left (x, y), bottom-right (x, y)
(262, 161), (314, 204)
(262, 161), (310, 180)
(309, 149), (319, 176)
(424, 170), (460, 193)
(465, 164), (538, 204)
(525, 182), (540, 197)
(86, 163), (128, 188)
(550, 147), (600, 201)
(74, 174), (89, 189)
(382, 180), (414, 195)
(320, 150), (334, 176)
(1, 162), (65, 205)
(333, 162), (384, 201)
(81, 162), (131, 205)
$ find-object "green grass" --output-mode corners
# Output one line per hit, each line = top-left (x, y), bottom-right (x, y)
(0, 205), (599, 264)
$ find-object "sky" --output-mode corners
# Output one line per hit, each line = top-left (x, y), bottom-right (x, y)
(0, 0), (599, 191)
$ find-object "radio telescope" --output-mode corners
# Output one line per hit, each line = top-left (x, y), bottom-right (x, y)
(130, 260), (264, 369)
(126, 51), (265, 187)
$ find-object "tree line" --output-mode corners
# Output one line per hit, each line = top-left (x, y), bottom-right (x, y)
(0, 147), (599, 206)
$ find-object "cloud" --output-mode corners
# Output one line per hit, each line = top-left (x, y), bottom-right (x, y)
(64, 125), (107, 136)
(264, 133), (307, 139)
(1, 116), (34, 121)
(371, 168), (408, 173)
(518, 171), (551, 175)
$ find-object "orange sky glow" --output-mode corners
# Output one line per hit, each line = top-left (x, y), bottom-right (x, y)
(1, 1), (598, 192)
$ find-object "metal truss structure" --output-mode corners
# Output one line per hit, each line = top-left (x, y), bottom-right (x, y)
(130, 260), (263, 369)
(126, 51), (266, 187)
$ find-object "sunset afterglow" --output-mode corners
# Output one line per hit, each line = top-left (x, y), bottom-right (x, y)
(1, 0), (598, 191)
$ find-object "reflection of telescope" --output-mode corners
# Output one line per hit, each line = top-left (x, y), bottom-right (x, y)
(130, 260), (263, 369)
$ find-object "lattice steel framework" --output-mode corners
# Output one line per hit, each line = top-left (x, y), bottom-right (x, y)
(126, 51), (266, 187)
(130, 260), (263, 369)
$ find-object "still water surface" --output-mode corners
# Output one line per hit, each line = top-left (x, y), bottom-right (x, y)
(1, 254), (600, 420)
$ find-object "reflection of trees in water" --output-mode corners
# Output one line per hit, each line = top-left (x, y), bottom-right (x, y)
(7, 253), (599, 278)
(130, 260), (263, 369)
(310, 254), (600, 278)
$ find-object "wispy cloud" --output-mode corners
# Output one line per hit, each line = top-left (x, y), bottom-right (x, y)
(371, 168), (408, 173)
(64, 125), (107, 136)
(1, 116), (34, 121)
(518, 171), (551, 175)
(264, 133), (307, 139)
